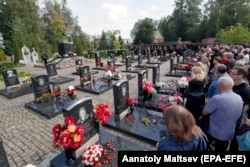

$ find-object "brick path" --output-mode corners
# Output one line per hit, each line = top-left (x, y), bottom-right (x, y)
(0, 57), (174, 167)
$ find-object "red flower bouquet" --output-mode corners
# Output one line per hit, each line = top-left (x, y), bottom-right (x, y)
(142, 79), (153, 91)
(93, 103), (112, 124)
(52, 115), (84, 149)
(128, 97), (137, 105)
(65, 86), (76, 97)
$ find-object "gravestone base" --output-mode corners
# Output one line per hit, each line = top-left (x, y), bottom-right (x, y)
(103, 107), (167, 145)
(0, 138), (10, 167)
(134, 94), (169, 112)
(111, 74), (136, 81)
(72, 70), (99, 76)
(25, 96), (75, 119)
(0, 85), (33, 99)
(49, 76), (74, 85)
(115, 107), (129, 121)
(165, 71), (189, 77)
(75, 78), (112, 95)
(134, 64), (160, 69)
(50, 129), (150, 167)
(91, 67), (106, 71)
(120, 59), (137, 64)
(158, 57), (168, 61)
(145, 61), (161, 65)
(121, 68), (145, 73)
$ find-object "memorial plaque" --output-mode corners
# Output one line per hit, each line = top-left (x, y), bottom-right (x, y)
(75, 59), (83, 72)
(46, 63), (57, 77)
(113, 79), (129, 116)
(95, 52), (101, 67)
(31, 74), (51, 100)
(125, 56), (132, 71)
(62, 97), (98, 142)
(2, 69), (19, 87)
(152, 64), (160, 85)
(138, 70), (148, 97)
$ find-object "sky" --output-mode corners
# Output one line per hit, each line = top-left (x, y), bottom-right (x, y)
(38, 0), (207, 40)
(65, 0), (176, 39)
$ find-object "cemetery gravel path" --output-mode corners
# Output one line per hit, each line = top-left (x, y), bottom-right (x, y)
(0, 57), (173, 167)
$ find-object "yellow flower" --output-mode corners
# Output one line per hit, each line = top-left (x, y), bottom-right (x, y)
(73, 134), (81, 142)
(67, 124), (76, 133)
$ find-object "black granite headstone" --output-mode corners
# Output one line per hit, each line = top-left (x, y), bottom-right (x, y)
(0, 138), (10, 167)
(31, 74), (51, 101)
(138, 54), (142, 66)
(75, 59), (83, 72)
(2, 69), (19, 87)
(63, 97), (98, 142)
(25, 74), (68, 118)
(130, 51), (135, 60)
(113, 79), (129, 120)
(152, 64), (160, 85)
(46, 63), (58, 77)
(107, 60), (114, 71)
(138, 70), (148, 98)
(121, 51), (126, 61)
(79, 66), (91, 86)
(147, 51), (150, 62)
(95, 52), (101, 67)
(125, 56), (131, 71)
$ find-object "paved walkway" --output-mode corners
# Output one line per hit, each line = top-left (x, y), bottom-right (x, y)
(0, 57), (173, 167)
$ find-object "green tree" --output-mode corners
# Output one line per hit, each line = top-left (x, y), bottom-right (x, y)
(131, 18), (155, 44)
(216, 23), (250, 43)
(0, 49), (6, 61)
(12, 36), (22, 64)
(99, 31), (108, 50)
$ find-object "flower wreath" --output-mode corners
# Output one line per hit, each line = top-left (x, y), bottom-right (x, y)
(82, 144), (103, 166)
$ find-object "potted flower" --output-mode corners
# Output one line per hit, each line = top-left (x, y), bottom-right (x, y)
(142, 79), (156, 102)
(65, 86), (76, 99)
(127, 97), (137, 113)
(52, 115), (84, 165)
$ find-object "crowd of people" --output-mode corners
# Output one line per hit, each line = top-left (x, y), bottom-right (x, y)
(158, 44), (250, 151)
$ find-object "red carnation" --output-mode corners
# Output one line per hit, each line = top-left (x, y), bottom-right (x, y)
(64, 115), (75, 125)
(52, 124), (62, 135)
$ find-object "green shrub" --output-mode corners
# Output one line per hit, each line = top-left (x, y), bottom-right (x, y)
(0, 61), (15, 71)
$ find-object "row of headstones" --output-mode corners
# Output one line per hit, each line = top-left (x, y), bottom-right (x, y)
(168, 49), (195, 72)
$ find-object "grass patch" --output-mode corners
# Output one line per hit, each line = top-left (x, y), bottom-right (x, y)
(0, 71), (32, 82)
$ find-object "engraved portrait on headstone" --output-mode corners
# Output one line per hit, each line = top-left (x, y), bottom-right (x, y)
(76, 107), (92, 124)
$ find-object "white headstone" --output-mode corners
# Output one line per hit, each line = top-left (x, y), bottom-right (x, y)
(31, 47), (39, 64)
(21, 45), (32, 65)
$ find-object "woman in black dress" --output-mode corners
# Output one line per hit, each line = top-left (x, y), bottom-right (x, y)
(184, 66), (205, 121)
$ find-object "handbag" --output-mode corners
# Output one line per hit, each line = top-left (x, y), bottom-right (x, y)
(197, 115), (209, 133)
(236, 129), (250, 150)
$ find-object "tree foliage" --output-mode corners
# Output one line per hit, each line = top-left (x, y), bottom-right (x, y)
(131, 18), (155, 44)
(216, 23), (250, 43)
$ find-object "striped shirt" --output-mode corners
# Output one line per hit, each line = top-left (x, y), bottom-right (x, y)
(205, 90), (243, 140)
